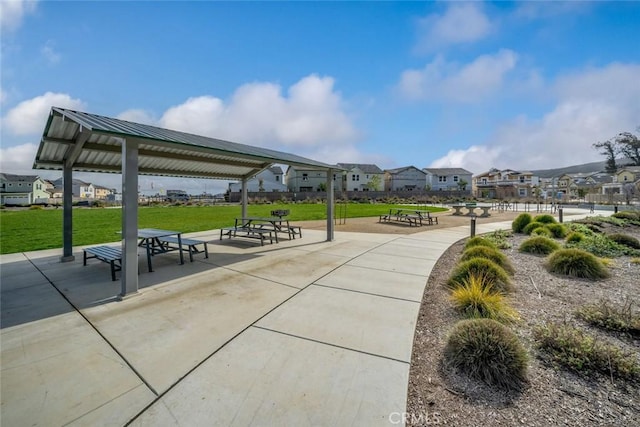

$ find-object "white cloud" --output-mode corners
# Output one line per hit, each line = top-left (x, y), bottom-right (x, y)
(415, 3), (492, 54)
(2, 92), (86, 135)
(117, 109), (157, 126)
(159, 74), (359, 148)
(0, 0), (37, 33)
(41, 40), (61, 64)
(429, 63), (640, 173)
(397, 49), (518, 103)
(0, 142), (38, 174)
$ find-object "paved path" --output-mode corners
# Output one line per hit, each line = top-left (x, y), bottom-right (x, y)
(0, 209), (606, 426)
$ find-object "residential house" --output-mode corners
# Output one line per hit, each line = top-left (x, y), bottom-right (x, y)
(228, 166), (288, 192)
(93, 185), (112, 200)
(384, 166), (427, 191)
(601, 166), (640, 197)
(549, 172), (613, 199)
(423, 167), (473, 193)
(286, 166), (331, 192)
(0, 173), (50, 205)
(473, 168), (540, 199)
(336, 163), (384, 191)
(51, 178), (96, 198)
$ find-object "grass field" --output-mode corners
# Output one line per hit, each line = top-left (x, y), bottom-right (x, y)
(0, 203), (445, 254)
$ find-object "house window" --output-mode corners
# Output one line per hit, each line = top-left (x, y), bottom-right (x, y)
(302, 173), (308, 181)
(275, 176), (280, 181)
(352, 174), (359, 181)
(438, 176), (447, 182)
(519, 189), (527, 197)
(519, 176), (525, 183)
(482, 178), (487, 184)
(453, 176), (459, 182)
(623, 175), (628, 181)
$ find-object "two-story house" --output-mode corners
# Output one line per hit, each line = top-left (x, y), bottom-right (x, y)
(286, 166), (332, 192)
(228, 166), (288, 192)
(336, 163), (384, 192)
(423, 168), (473, 193)
(0, 173), (50, 205)
(601, 166), (640, 197)
(384, 166), (427, 191)
(473, 168), (540, 199)
(51, 178), (96, 198)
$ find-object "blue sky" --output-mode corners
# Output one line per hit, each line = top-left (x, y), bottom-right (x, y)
(1, 1), (639, 194)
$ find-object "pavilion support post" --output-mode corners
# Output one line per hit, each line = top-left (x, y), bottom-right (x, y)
(60, 164), (74, 262)
(120, 138), (139, 298)
(241, 178), (248, 219)
(326, 168), (335, 241)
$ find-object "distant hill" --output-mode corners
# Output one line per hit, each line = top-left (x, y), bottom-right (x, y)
(531, 160), (607, 178)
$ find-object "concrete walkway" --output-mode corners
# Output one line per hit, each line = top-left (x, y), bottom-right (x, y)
(0, 209), (606, 426)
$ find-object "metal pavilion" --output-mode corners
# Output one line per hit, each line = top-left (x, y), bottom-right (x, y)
(33, 107), (339, 297)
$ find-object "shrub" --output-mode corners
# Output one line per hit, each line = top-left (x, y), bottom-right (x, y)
(533, 322), (640, 380)
(484, 229), (513, 249)
(461, 246), (515, 275)
(608, 233), (640, 250)
(448, 258), (512, 293)
(464, 236), (497, 250)
(534, 214), (556, 224)
(449, 273), (519, 323)
(566, 233), (640, 257)
(532, 227), (553, 238)
(519, 236), (560, 255)
(612, 211), (640, 222)
(512, 213), (532, 233)
(444, 319), (528, 390)
(546, 249), (609, 279)
(545, 223), (567, 239)
(575, 299), (640, 337)
(566, 231), (585, 243)
(522, 221), (545, 235)
(29, 205), (44, 210)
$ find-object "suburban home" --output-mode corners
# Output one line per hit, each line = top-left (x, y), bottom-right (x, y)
(51, 178), (95, 198)
(228, 166), (288, 192)
(93, 185), (113, 200)
(601, 166), (640, 197)
(473, 168), (540, 199)
(0, 173), (50, 205)
(286, 166), (331, 192)
(384, 166), (427, 191)
(423, 167), (473, 193)
(336, 163), (384, 191)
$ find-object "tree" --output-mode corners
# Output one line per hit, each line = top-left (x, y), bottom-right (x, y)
(593, 140), (618, 173)
(457, 179), (468, 191)
(368, 175), (381, 191)
(615, 131), (640, 166)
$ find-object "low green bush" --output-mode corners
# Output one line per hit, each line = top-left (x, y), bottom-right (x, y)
(464, 236), (497, 250)
(512, 213), (532, 233)
(532, 227), (553, 238)
(448, 258), (512, 293)
(461, 246), (515, 275)
(533, 322), (640, 381)
(522, 221), (545, 235)
(545, 223), (567, 239)
(575, 299), (640, 337)
(444, 319), (528, 390)
(612, 211), (640, 222)
(449, 273), (519, 323)
(534, 214), (556, 224)
(546, 249), (609, 279)
(566, 233), (640, 257)
(519, 236), (560, 255)
(483, 229), (513, 249)
(608, 233), (640, 250)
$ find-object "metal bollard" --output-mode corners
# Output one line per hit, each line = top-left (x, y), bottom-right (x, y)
(470, 215), (477, 237)
(558, 208), (563, 223)
(614, 205), (618, 214)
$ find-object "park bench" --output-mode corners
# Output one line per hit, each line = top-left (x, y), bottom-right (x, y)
(158, 236), (209, 262)
(379, 209), (421, 227)
(83, 245), (122, 281)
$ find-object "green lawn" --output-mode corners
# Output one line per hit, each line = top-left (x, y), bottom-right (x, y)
(0, 203), (446, 254)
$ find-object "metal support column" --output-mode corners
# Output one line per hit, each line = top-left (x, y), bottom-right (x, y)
(60, 164), (74, 262)
(241, 178), (248, 219)
(120, 138), (139, 298)
(326, 168), (335, 241)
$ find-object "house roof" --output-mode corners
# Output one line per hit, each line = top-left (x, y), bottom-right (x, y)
(0, 173), (41, 182)
(268, 166), (284, 175)
(336, 163), (383, 174)
(384, 166), (425, 175)
(422, 167), (472, 175)
(33, 107), (337, 180)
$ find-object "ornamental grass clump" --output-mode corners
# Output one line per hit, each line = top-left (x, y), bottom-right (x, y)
(522, 221), (545, 235)
(546, 248), (609, 279)
(608, 233), (640, 250)
(444, 319), (528, 390)
(545, 223), (567, 239)
(447, 258), (512, 293)
(534, 214), (556, 224)
(519, 236), (560, 255)
(464, 236), (497, 251)
(532, 227), (553, 238)
(460, 246), (515, 275)
(512, 213), (532, 233)
(566, 231), (585, 243)
(449, 273), (519, 324)
(533, 322), (640, 381)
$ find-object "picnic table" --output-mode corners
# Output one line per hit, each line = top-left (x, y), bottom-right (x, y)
(451, 204), (492, 217)
(220, 217), (302, 245)
(379, 209), (438, 226)
(137, 228), (185, 272)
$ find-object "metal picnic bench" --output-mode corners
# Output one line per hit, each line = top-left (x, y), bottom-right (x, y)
(83, 245), (122, 281)
(158, 236), (209, 262)
(379, 209), (438, 227)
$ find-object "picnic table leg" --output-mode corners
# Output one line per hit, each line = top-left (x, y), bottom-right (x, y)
(145, 239), (153, 272)
(177, 234), (184, 265)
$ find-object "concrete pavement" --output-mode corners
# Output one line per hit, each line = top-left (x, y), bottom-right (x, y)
(0, 208), (606, 426)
